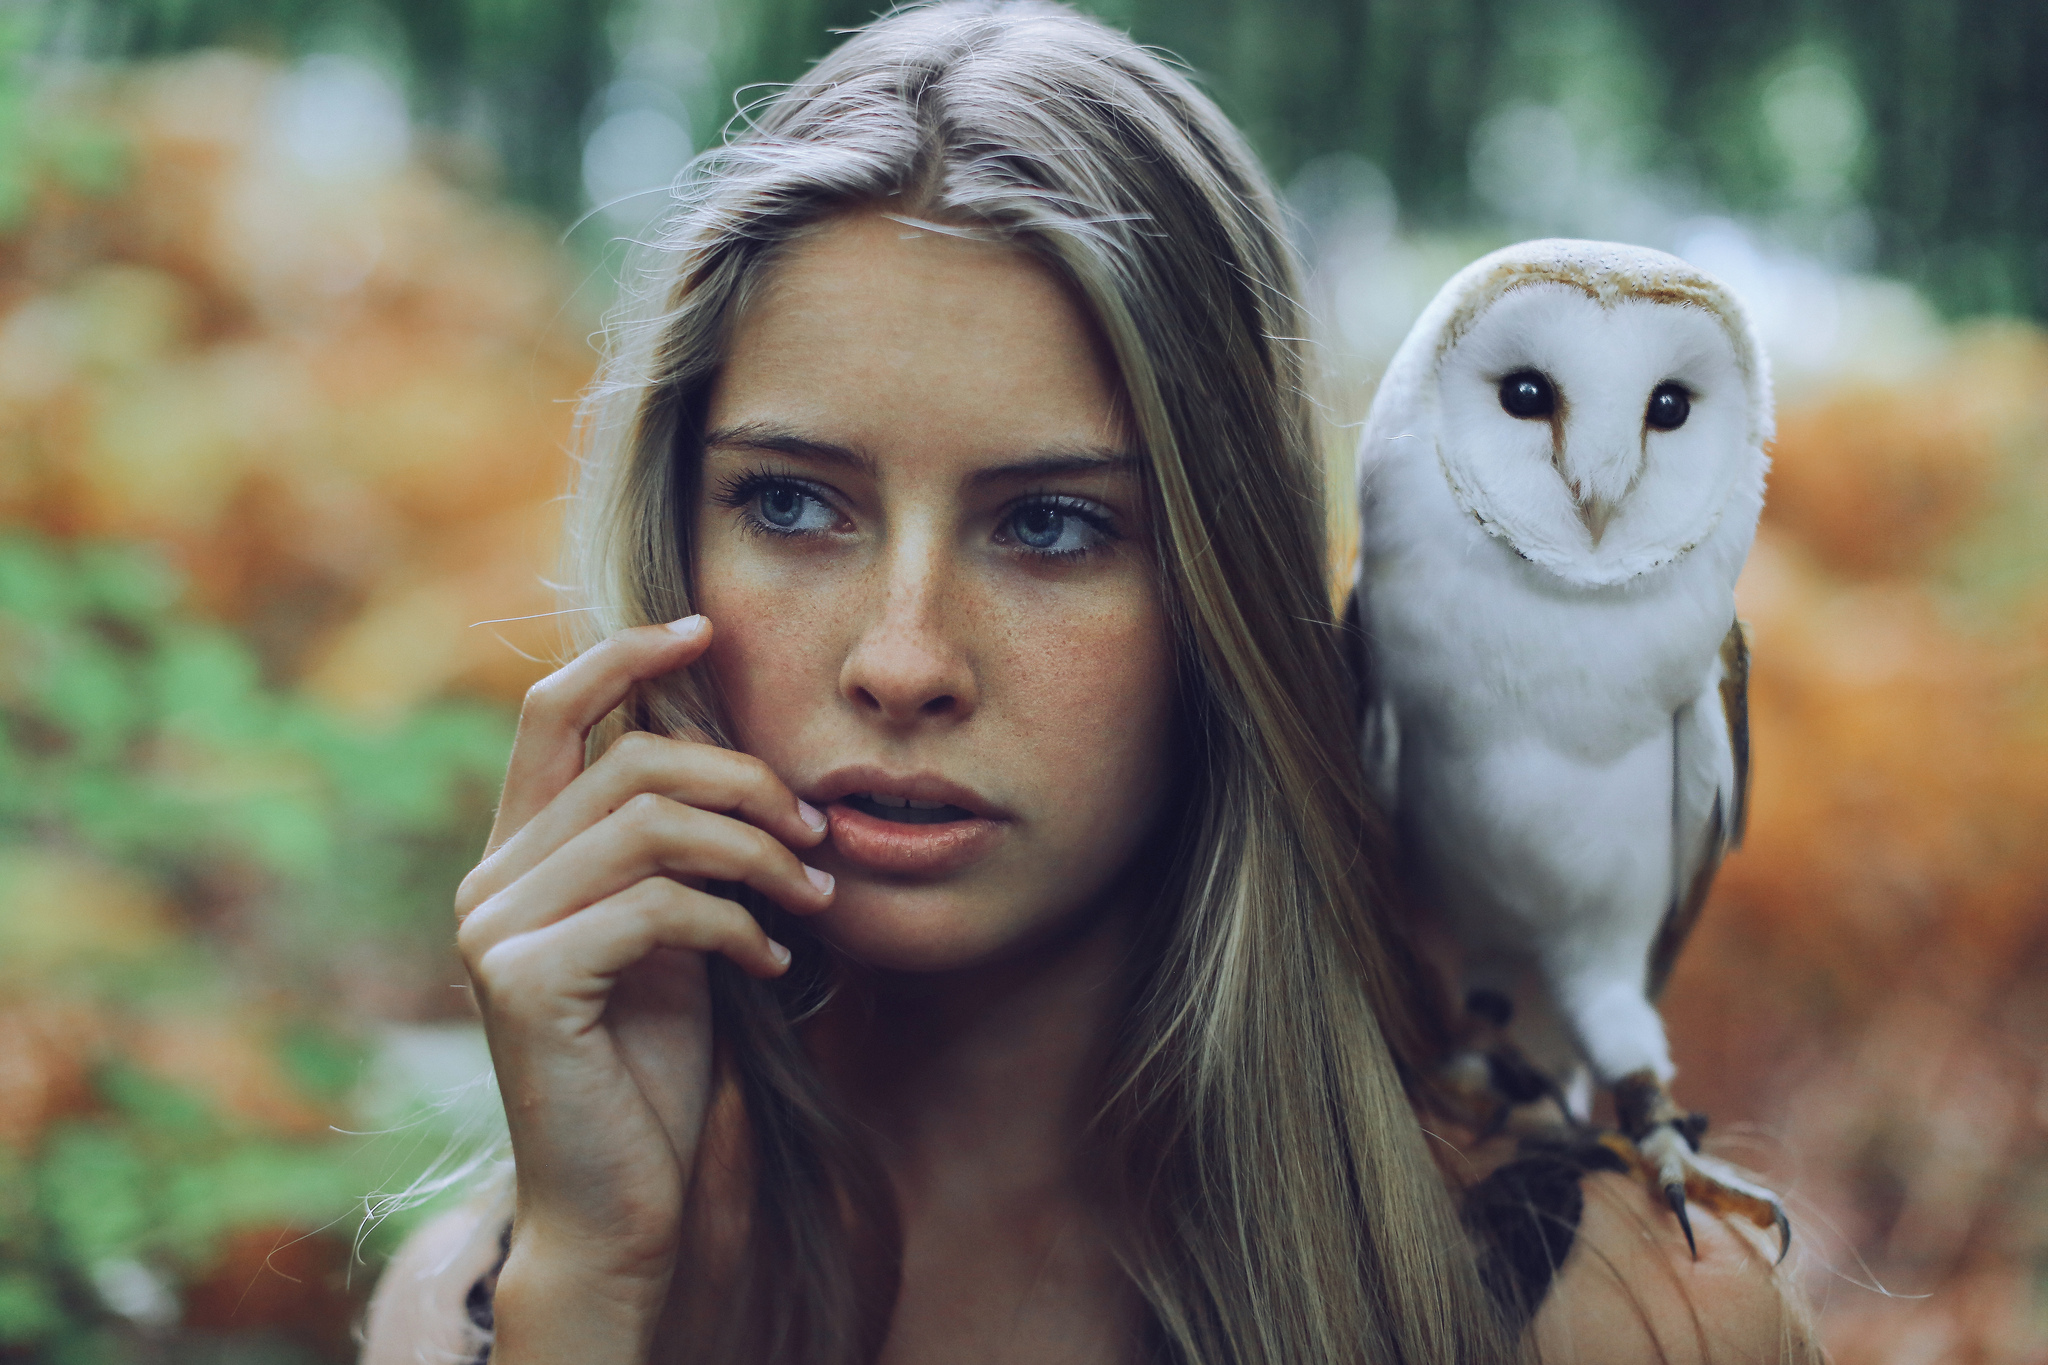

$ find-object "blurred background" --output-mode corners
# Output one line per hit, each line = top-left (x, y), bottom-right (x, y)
(1, 0), (2044, 1360)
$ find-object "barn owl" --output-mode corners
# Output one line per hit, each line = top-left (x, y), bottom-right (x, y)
(1349, 238), (1786, 1255)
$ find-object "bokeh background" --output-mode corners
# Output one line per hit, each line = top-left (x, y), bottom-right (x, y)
(2, 0), (2045, 1360)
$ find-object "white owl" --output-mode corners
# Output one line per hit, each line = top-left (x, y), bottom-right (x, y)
(1350, 238), (1785, 1254)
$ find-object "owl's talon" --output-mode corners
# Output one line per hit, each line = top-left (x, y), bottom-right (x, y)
(1664, 1180), (1697, 1259)
(1637, 1121), (1696, 1254)
(1682, 1148), (1791, 1263)
(1608, 1078), (1792, 1264)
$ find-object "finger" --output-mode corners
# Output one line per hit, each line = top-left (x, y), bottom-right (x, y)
(471, 734), (826, 905)
(490, 616), (714, 851)
(474, 880), (790, 1014)
(459, 794), (832, 953)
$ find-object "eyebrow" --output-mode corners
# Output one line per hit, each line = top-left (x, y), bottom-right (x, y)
(702, 422), (1141, 487)
(968, 448), (1142, 487)
(702, 424), (878, 479)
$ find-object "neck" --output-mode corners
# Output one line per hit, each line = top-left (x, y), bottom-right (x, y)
(808, 907), (1132, 1198)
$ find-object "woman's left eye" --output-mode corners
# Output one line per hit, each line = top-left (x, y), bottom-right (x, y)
(998, 498), (1116, 558)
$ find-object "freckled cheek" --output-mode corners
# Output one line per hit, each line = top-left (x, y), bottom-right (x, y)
(989, 585), (1176, 837)
(690, 549), (852, 759)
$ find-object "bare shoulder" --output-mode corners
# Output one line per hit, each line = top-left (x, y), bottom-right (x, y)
(1529, 1172), (1822, 1365)
(359, 1190), (510, 1365)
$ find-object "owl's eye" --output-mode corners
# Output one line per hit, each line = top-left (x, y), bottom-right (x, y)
(1646, 382), (1691, 431)
(1498, 370), (1556, 420)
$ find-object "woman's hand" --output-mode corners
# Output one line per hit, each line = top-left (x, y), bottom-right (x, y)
(452, 616), (833, 1362)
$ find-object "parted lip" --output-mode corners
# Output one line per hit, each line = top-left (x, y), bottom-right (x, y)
(806, 766), (1009, 821)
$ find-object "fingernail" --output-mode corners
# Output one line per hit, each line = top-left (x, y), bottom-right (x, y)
(804, 865), (834, 895)
(768, 940), (791, 967)
(665, 614), (706, 638)
(798, 800), (827, 833)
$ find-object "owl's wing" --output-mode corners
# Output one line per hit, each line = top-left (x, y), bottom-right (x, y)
(1646, 619), (1750, 1000)
(1340, 585), (1401, 812)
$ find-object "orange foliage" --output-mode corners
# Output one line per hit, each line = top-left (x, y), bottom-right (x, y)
(181, 1225), (362, 1357)
(1659, 328), (2048, 1360)
(1716, 541), (2048, 989)
(0, 846), (343, 1139)
(1762, 334), (2046, 577)
(0, 1002), (104, 1146)
(125, 1014), (337, 1137)
(0, 52), (594, 715)
(0, 1002), (342, 1144)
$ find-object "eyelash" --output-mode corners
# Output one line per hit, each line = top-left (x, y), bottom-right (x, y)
(995, 491), (1121, 562)
(710, 470), (1122, 561)
(711, 468), (840, 540)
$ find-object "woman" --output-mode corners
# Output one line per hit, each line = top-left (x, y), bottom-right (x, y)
(363, 4), (1811, 1361)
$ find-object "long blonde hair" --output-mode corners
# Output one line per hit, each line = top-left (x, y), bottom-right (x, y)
(566, 4), (1512, 1361)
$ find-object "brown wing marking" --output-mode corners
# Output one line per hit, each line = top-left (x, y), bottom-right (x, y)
(1646, 619), (1750, 1001)
(1720, 616), (1751, 847)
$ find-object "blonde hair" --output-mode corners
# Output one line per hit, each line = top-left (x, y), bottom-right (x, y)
(566, 3), (1513, 1361)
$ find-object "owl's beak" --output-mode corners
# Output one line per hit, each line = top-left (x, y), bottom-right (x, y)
(1552, 435), (1639, 548)
(1578, 494), (1619, 545)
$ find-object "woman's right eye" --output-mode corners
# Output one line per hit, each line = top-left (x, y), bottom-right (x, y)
(718, 475), (842, 536)
(756, 482), (830, 530)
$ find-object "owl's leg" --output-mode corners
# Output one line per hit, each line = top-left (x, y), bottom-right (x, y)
(1560, 1064), (1594, 1124)
(1438, 984), (1579, 1138)
(1549, 974), (1789, 1261)
(1610, 1071), (1789, 1263)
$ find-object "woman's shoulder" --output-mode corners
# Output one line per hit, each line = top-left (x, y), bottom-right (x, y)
(359, 1189), (511, 1365)
(1529, 1168), (1821, 1365)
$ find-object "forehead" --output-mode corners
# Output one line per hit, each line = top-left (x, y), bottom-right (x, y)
(1444, 281), (1741, 378)
(708, 211), (1124, 462)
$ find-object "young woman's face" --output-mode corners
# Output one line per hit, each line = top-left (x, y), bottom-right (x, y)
(693, 211), (1176, 973)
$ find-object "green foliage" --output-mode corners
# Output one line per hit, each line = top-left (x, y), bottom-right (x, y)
(0, 1268), (64, 1347)
(0, 1066), (400, 1360)
(29, 0), (613, 212)
(0, 532), (511, 956)
(36, 1075), (366, 1271)
(0, 532), (513, 1357)
(0, 10), (129, 229)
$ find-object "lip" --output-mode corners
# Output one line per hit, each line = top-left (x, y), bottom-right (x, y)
(806, 765), (1011, 878)
(807, 766), (1008, 817)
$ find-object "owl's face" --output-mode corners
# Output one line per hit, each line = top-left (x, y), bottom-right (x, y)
(1432, 280), (1760, 586)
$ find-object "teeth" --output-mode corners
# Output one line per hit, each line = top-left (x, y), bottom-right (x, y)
(855, 792), (966, 815)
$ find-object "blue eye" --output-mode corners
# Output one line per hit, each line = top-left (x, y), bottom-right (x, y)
(758, 483), (812, 528)
(716, 473), (840, 536)
(1001, 498), (1115, 558)
(1014, 504), (1064, 548)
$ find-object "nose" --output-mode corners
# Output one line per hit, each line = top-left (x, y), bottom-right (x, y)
(837, 536), (979, 726)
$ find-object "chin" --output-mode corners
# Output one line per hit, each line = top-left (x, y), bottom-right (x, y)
(806, 881), (1088, 975)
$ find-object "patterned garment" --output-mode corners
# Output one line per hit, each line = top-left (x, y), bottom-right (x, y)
(1465, 1134), (1631, 1329)
(466, 1222), (512, 1365)
(460, 1142), (1612, 1357)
